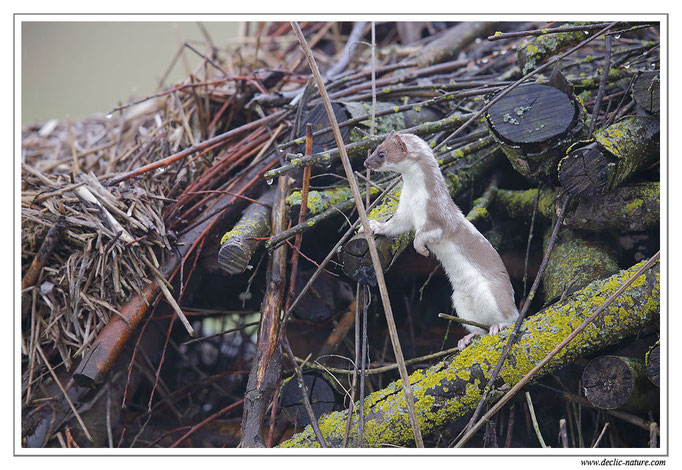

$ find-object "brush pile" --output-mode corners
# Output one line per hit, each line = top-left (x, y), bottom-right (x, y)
(21, 20), (661, 449)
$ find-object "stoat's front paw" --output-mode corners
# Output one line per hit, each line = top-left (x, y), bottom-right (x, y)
(359, 219), (384, 235)
(413, 240), (430, 257)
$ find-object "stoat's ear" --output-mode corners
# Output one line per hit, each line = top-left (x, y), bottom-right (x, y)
(392, 132), (407, 153)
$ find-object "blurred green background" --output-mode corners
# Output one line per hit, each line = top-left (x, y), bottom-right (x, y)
(21, 22), (240, 125)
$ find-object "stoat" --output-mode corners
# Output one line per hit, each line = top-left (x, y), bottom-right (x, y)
(363, 131), (519, 350)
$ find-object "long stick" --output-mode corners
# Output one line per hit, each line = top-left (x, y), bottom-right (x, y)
(291, 21), (424, 448)
(464, 195), (571, 433)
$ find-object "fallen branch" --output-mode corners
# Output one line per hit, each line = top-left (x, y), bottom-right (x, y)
(279, 258), (659, 447)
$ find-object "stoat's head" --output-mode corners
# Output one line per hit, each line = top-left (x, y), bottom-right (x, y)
(364, 130), (409, 173)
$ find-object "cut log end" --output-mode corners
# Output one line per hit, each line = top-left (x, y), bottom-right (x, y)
(646, 341), (660, 387)
(339, 234), (388, 286)
(559, 143), (612, 197)
(218, 241), (252, 275)
(632, 71), (660, 115)
(486, 84), (577, 145)
(582, 355), (654, 411)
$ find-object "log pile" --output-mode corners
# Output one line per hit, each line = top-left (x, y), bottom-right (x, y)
(20, 20), (661, 449)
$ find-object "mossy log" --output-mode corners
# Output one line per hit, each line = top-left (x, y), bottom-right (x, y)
(279, 259), (660, 448)
(517, 24), (591, 75)
(558, 115), (659, 198)
(543, 229), (619, 303)
(631, 71), (660, 115)
(217, 190), (276, 275)
(582, 355), (658, 411)
(492, 182), (659, 232)
(339, 146), (500, 285)
(486, 83), (586, 181)
(645, 340), (660, 387)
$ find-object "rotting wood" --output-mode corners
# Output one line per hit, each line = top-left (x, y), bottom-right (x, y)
(582, 355), (658, 411)
(217, 189), (276, 275)
(631, 71), (660, 115)
(645, 340), (660, 387)
(562, 182), (660, 232)
(279, 258), (659, 448)
(558, 115), (659, 198)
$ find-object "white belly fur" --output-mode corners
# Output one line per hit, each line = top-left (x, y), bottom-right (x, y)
(429, 239), (502, 333)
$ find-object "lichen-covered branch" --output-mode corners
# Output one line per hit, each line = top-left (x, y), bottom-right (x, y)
(562, 182), (660, 231)
(517, 23), (592, 74)
(218, 190), (275, 275)
(279, 258), (659, 448)
(559, 115), (659, 197)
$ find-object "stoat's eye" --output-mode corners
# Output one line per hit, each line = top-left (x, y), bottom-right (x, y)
(378, 151), (385, 159)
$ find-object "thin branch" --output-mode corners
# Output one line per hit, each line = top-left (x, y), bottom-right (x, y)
(291, 21), (424, 448)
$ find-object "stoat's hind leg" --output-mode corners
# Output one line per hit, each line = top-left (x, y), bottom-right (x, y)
(458, 323), (512, 350)
(457, 331), (481, 351)
(488, 322), (512, 336)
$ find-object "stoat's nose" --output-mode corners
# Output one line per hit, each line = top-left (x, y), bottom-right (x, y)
(363, 159), (369, 168)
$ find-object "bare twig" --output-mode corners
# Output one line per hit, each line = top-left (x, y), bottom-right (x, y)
(35, 343), (93, 442)
(525, 391), (547, 448)
(588, 34), (613, 137)
(488, 22), (617, 41)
